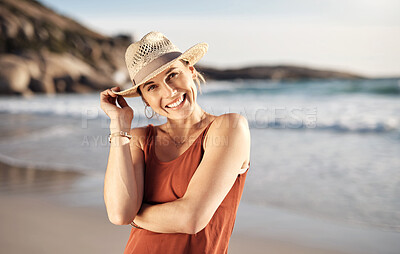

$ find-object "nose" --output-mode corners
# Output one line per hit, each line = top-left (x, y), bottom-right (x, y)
(161, 82), (177, 97)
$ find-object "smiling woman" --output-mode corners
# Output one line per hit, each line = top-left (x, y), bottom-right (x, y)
(137, 60), (205, 112)
(99, 31), (250, 254)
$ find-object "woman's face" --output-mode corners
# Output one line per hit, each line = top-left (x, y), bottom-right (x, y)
(139, 60), (198, 119)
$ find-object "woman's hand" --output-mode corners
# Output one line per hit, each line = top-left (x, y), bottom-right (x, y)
(100, 86), (133, 132)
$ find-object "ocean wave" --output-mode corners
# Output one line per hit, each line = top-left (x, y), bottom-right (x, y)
(247, 117), (400, 134)
(0, 93), (148, 121)
(1, 79), (399, 136)
(203, 78), (400, 97)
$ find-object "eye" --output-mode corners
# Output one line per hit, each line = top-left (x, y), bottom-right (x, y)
(147, 85), (156, 91)
(168, 72), (179, 79)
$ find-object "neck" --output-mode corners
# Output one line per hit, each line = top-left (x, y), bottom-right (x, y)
(166, 104), (207, 134)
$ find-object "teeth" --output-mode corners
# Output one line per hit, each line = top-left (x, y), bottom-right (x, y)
(167, 95), (184, 108)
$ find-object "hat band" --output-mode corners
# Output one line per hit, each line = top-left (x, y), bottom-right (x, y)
(133, 51), (182, 85)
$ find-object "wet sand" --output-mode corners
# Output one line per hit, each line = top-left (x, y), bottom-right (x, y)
(0, 162), (352, 254)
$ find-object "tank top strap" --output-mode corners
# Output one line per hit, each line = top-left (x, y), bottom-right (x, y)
(200, 118), (216, 145)
(144, 124), (155, 156)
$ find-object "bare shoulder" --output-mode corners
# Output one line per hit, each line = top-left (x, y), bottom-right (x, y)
(129, 125), (151, 151)
(209, 113), (249, 134)
(205, 113), (251, 170)
(205, 113), (250, 149)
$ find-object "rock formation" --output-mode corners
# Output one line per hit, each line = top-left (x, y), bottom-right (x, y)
(0, 0), (131, 96)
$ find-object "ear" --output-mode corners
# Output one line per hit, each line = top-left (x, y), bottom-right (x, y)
(189, 66), (197, 79)
(141, 97), (150, 106)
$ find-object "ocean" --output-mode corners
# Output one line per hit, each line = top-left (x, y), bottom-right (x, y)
(1, 77), (399, 253)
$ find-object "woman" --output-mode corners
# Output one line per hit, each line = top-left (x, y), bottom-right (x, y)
(100, 31), (251, 254)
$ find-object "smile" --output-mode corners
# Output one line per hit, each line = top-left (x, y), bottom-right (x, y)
(165, 94), (186, 109)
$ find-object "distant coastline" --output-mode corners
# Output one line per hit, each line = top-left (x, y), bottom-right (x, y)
(198, 64), (364, 81)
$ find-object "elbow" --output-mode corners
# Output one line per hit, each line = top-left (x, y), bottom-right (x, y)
(179, 198), (212, 234)
(185, 226), (203, 235)
(183, 212), (210, 234)
(109, 217), (128, 226)
(185, 219), (208, 235)
(104, 197), (141, 226)
(108, 213), (135, 226)
(106, 204), (140, 226)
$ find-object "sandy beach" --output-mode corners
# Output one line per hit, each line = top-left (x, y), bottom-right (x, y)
(0, 161), (352, 254)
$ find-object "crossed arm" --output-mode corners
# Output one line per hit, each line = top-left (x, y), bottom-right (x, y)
(132, 114), (250, 234)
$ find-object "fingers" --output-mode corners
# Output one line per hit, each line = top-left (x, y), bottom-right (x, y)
(100, 86), (132, 111)
(110, 86), (121, 93)
(109, 86), (130, 108)
(101, 88), (117, 98)
(100, 87), (121, 102)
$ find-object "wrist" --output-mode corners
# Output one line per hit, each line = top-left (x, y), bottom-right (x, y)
(109, 122), (131, 133)
(108, 131), (132, 146)
(109, 136), (131, 146)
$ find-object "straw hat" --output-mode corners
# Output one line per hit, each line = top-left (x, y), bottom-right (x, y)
(113, 31), (208, 97)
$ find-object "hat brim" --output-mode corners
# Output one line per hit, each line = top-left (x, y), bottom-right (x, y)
(113, 42), (208, 98)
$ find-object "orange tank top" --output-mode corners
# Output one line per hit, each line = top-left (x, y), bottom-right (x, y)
(124, 119), (249, 254)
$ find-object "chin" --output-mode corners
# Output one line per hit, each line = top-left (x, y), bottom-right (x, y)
(169, 108), (194, 119)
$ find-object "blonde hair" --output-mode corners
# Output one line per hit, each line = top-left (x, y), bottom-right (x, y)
(180, 59), (206, 95)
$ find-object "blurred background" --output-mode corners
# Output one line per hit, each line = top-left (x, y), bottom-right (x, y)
(0, 0), (399, 253)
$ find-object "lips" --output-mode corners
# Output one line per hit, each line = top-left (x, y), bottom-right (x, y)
(165, 94), (186, 108)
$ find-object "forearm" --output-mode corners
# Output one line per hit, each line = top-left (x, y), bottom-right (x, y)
(104, 126), (143, 225)
(133, 199), (191, 234)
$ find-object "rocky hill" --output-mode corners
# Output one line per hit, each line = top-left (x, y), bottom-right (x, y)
(0, 0), (131, 96)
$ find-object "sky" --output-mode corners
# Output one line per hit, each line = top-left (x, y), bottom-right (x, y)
(40, 0), (400, 78)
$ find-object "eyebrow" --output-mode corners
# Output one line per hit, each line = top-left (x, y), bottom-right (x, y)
(142, 67), (178, 88)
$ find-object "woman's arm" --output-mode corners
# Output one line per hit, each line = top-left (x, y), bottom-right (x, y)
(133, 113), (250, 234)
(104, 126), (145, 225)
